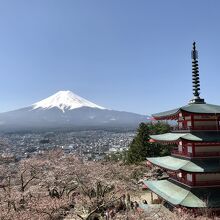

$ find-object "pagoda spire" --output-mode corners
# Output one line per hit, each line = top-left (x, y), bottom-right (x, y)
(190, 42), (205, 104)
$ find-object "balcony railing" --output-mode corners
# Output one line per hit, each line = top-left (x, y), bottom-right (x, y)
(195, 151), (220, 157)
(172, 126), (191, 131)
(172, 150), (220, 158)
(169, 173), (194, 186)
(194, 180), (220, 186)
(172, 125), (219, 131)
(170, 174), (220, 187)
(172, 150), (192, 157)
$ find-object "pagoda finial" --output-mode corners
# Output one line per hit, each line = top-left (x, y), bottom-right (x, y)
(189, 42), (205, 104)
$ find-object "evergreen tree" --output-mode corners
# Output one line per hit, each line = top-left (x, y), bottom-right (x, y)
(125, 122), (171, 164)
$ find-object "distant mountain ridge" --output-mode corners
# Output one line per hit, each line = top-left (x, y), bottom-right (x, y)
(0, 91), (148, 131)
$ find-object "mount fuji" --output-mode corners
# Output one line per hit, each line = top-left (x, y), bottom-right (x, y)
(0, 91), (148, 131)
(32, 91), (106, 112)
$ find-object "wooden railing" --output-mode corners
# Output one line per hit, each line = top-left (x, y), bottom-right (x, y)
(169, 174), (194, 186)
(195, 152), (220, 157)
(172, 150), (220, 158)
(195, 180), (220, 186)
(170, 174), (220, 187)
(171, 150), (192, 157)
(172, 126), (191, 131)
(172, 125), (219, 131)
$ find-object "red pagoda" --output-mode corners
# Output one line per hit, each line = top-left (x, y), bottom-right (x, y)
(144, 42), (220, 210)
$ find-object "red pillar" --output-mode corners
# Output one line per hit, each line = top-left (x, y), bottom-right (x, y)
(191, 114), (194, 130)
(192, 143), (195, 157)
(192, 173), (196, 186)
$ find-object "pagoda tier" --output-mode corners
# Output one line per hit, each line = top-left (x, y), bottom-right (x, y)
(152, 107), (220, 132)
(150, 133), (220, 158)
(144, 42), (220, 209)
(147, 156), (220, 187)
(147, 156), (220, 173)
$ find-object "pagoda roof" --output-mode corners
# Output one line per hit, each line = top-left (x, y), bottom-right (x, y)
(147, 156), (220, 172)
(150, 132), (220, 143)
(152, 103), (220, 120)
(143, 180), (220, 208)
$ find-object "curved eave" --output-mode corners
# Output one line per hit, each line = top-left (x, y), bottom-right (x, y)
(147, 156), (220, 172)
(150, 132), (220, 143)
(143, 180), (206, 208)
(152, 103), (220, 120)
(152, 108), (180, 120)
(147, 156), (201, 172)
(149, 133), (201, 143)
(181, 103), (220, 115)
(149, 139), (178, 145)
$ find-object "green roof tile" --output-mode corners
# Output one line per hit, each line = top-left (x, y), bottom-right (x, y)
(152, 103), (220, 119)
(147, 156), (220, 172)
(143, 180), (206, 207)
(144, 180), (220, 208)
(150, 132), (220, 142)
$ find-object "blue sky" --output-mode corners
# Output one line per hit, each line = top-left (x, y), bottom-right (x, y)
(0, 0), (220, 115)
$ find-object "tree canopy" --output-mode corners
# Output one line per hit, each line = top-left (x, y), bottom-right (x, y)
(125, 122), (172, 164)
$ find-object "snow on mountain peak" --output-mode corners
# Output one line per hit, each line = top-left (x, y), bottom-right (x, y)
(32, 90), (106, 112)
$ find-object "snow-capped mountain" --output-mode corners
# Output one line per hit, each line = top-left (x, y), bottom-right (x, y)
(32, 90), (106, 112)
(0, 91), (148, 131)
